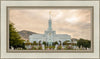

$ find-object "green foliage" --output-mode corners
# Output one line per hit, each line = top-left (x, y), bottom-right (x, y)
(55, 41), (58, 44)
(38, 46), (42, 50)
(57, 45), (62, 50)
(32, 47), (36, 50)
(63, 40), (69, 45)
(42, 41), (46, 46)
(63, 45), (73, 50)
(53, 41), (58, 46)
(25, 40), (31, 45)
(77, 38), (91, 49)
(48, 46), (55, 49)
(71, 43), (77, 46)
(25, 43), (31, 45)
(39, 41), (41, 45)
(83, 40), (91, 48)
(77, 38), (84, 48)
(32, 41), (38, 45)
(9, 23), (25, 49)
(59, 40), (61, 45)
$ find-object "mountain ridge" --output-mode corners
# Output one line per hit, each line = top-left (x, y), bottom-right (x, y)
(18, 30), (37, 40)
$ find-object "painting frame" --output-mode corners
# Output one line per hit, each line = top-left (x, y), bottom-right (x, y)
(6, 6), (94, 53)
(0, 0), (100, 59)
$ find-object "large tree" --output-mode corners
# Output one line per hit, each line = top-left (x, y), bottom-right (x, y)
(83, 40), (91, 49)
(9, 23), (25, 49)
(77, 38), (91, 49)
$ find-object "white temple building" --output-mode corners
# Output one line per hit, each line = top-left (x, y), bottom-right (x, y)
(29, 12), (71, 46)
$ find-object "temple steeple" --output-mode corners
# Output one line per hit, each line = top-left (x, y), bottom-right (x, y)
(48, 11), (52, 31)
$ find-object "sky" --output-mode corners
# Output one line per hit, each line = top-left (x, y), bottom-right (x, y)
(9, 8), (92, 40)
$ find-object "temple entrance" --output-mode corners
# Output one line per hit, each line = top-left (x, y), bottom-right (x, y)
(48, 39), (52, 46)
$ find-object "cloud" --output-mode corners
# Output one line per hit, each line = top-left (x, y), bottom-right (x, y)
(9, 8), (92, 40)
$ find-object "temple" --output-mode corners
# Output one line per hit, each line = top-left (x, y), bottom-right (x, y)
(29, 12), (71, 46)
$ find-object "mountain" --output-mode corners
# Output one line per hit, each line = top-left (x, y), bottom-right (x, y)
(18, 30), (37, 40)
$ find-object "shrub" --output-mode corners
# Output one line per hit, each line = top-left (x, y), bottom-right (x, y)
(38, 46), (42, 50)
(57, 45), (62, 50)
(32, 47), (36, 50)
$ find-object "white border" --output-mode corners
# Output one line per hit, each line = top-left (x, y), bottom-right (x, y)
(1, 1), (99, 58)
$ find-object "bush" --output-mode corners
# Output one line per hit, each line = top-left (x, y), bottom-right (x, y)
(38, 46), (42, 50)
(57, 45), (62, 50)
(32, 41), (38, 45)
(32, 47), (36, 50)
(53, 41), (58, 46)
(64, 45), (73, 50)
(67, 46), (73, 50)
(64, 46), (68, 50)
(48, 46), (55, 49)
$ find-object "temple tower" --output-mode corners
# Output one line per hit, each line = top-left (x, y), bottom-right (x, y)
(48, 11), (52, 31)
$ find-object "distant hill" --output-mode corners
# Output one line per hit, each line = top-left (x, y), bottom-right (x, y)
(18, 30), (37, 40)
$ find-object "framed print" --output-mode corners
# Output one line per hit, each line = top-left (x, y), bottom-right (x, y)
(0, 0), (100, 59)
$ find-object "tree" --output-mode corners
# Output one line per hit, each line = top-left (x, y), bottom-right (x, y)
(53, 41), (58, 46)
(9, 23), (25, 49)
(32, 41), (37, 45)
(83, 40), (91, 49)
(42, 41), (46, 45)
(54, 41), (58, 45)
(77, 38), (91, 49)
(59, 40), (61, 45)
(63, 40), (69, 45)
(77, 38), (84, 48)
(39, 40), (41, 45)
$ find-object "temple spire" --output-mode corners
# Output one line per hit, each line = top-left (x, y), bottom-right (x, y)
(48, 11), (52, 30)
(49, 11), (51, 19)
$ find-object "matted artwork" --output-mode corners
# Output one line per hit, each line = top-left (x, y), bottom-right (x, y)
(0, 0), (100, 59)
(8, 7), (93, 51)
